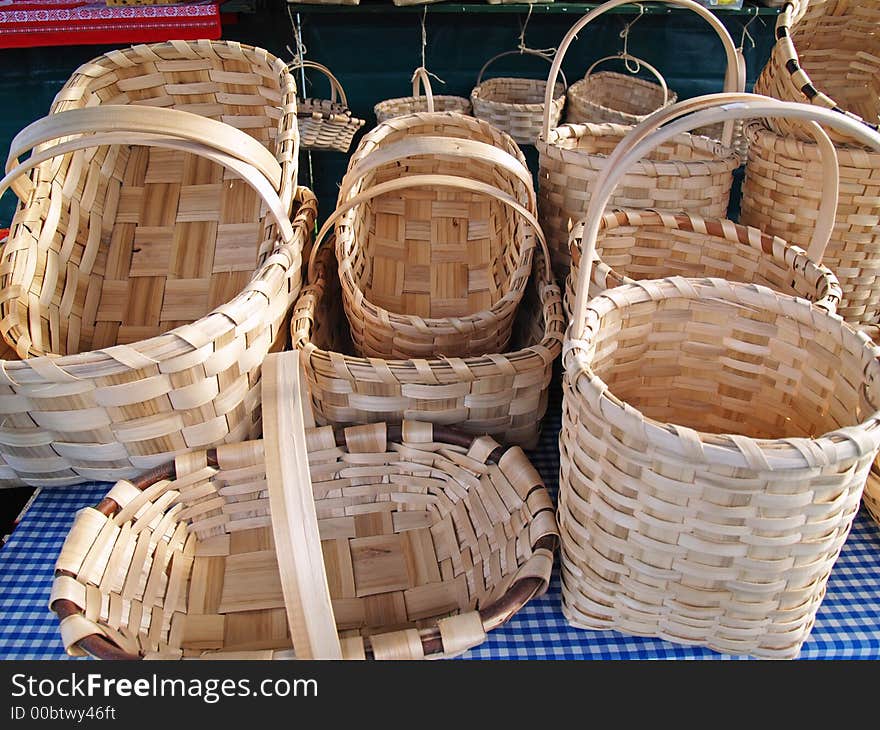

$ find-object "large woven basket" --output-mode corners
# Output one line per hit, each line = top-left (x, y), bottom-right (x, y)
(470, 49), (567, 146)
(0, 41), (314, 490)
(375, 67), (471, 124)
(325, 113), (540, 360)
(754, 0), (880, 147)
(294, 234), (563, 449)
(565, 53), (677, 126)
(288, 60), (365, 152)
(740, 120), (880, 328)
(50, 356), (557, 659)
(537, 0), (744, 280)
(559, 96), (880, 659)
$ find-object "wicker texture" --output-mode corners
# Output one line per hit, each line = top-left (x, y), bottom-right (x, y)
(0, 41), (311, 490)
(470, 50), (566, 146)
(375, 67), (471, 124)
(327, 112), (539, 360)
(289, 60), (365, 152)
(867, 459), (880, 526)
(49, 418), (557, 659)
(740, 120), (880, 328)
(754, 0), (880, 147)
(293, 237), (563, 449)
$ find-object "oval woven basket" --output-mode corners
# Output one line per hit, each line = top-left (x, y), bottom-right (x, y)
(50, 357), (558, 659)
(559, 96), (880, 659)
(0, 41), (313, 490)
(294, 235), (563, 449)
(754, 0), (880, 147)
(740, 120), (880, 328)
(325, 113), (540, 360)
(537, 0), (745, 280)
(470, 49), (567, 146)
(375, 67), (471, 123)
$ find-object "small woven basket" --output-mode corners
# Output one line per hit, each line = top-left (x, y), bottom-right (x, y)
(559, 96), (880, 659)
(754, 0), (880, 147)
(537, 0), (745, 280)
(289, 60), (365, 152)
(565, 53), (677, 126)
(324, 112), (541, 360)
(50, 356), (557, 659)
(375, 67), (471, 123)
(0, 41), (313, 490)
(470, 49), (567, 146)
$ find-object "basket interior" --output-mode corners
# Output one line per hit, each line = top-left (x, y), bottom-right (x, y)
(0, 45), (287, 357)
(589, 291), (879, 441)
(475, 78), (565, 107)
(569, 72), (674, 118)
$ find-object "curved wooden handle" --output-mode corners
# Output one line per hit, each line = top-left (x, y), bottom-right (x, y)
(476, 49), (568, 91)
(582, 54), (669, 106)
(569, 94), (880, 340)
(288, 59), (348, 107)
(541, 0), (745, 142)
(410, 67), (436, 113)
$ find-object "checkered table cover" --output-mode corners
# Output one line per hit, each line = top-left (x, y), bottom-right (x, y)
(2, 382), (879, 660)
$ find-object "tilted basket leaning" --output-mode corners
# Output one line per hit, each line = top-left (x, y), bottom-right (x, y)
(558, 96), (880, 659)
(50, 355), (558, 659)
(375, 67), (471, 123)
(0, 40), (314, 489)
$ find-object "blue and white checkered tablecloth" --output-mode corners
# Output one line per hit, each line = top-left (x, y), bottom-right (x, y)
(1, 380), (879, 660)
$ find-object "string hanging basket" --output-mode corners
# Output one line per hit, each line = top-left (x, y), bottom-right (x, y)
(536, 0), (745, 280)
(0, 40), (313, 490)
(565, 53), (677, 126)
(375, 67), (471, 123)
(325, 112), (541, 360)
(289, 60), (365, 152)
(470, 49), (567, 146)
(50, 357), (557, 659)
(559, 96), (880, 659)
(754, 0), (880, 147)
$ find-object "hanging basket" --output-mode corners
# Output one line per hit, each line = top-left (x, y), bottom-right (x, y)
(754, 0), (880, 147)
(0, 41), (313, 490)
(375, 67), (471, 123)
(536, 0), (745, 280)
(289, 60), (366, 152)
(49, 356), (557, 659)
(559, 95), (880, 659)
(565, 53), (677, 126)
(470, 49), (567, 146)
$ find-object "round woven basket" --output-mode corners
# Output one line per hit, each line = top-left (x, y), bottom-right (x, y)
(537, 0), (745, 280)
(375, 67), (471, 123)
(754, 0), (880, 147)
(470, 49), (567, 146)
(565, 53), (677, 126)
(0, 41), (313, 490)
(559, 95), (880, 659)
(50, 357), (558, 660)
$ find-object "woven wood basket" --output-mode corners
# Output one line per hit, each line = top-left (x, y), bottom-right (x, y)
(0, 41), (314, 490)
(537, 0), (745, 280)
(294, 232), (563, 449)
(866, 458), (880, 525)
(754, 0), (880, 147)
(325, 113), (540, 360)
(740, 120), (880, 328)
(288, 60), (365, 152)
(470, 49), (567, 147)
(49, 356), (557, 659)
(565, 53), (677, 126)
(375, 67), (471, 124)
(559, 96), (880, 659)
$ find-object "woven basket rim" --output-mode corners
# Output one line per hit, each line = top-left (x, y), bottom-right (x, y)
(374, 94), (472, 112)
(565, 277), (880, 468)
(567, 72), (678, 121)
(470, 77), (566, 112)
(744, 119), (880, 161)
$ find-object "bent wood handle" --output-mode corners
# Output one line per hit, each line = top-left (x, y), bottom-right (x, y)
(477, 49), (569, 91)
(288, 59), (348, 107)
(583, 54), (669, 106)
(411, 66), (436, 112)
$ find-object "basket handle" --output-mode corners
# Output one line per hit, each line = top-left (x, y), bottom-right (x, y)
(262, 352), (343, 660)
(411, 66), (436, 113)
(541, 0), (745, 143)
(308, 173), (550, 284)
(582, 54), (669, 106)
(569, 95), (880, 340)
(288, 59), (348, 107)
(476, 49), (568, 91)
